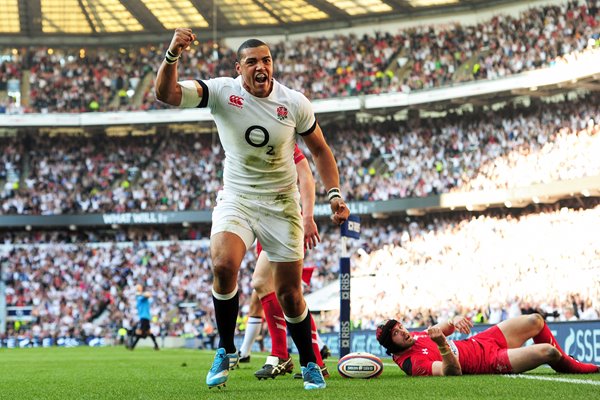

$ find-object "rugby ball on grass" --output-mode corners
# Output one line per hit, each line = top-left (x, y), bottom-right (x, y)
(337, 352), (383, 379)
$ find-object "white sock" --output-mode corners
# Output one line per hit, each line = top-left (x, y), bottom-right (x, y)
(239, 316), (262, 358)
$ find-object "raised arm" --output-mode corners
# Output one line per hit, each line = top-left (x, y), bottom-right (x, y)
(155, 28), (201, 106)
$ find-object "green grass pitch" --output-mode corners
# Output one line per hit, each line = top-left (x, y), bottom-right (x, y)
(0, 347), (598, 399)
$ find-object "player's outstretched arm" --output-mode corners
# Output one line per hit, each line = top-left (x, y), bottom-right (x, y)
(155, 28), (200, 106)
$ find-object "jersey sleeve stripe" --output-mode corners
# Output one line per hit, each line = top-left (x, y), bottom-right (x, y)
(293, 153), (305, 164)
(293, 144), (305, 164)
(401, 358), (413, 376)
(196, 79), (209, 108)
(297, 119), (317, 136)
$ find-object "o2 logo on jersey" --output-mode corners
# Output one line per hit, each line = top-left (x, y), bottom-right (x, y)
(228, 95), (244, 108)
(245, 126), (269, 147)
(276, 106), (288, 121)
(245, 125), (274, 155)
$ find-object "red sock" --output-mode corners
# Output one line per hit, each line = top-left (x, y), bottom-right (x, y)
(533, 321), (564, 352)
(557, 357), (600, 374)
(534, 321), (599, 374)
(261, 292), (288, 360)
(310, 314), (324, 367)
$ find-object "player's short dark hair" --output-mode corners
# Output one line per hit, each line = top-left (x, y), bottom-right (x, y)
(237, 39), (269, 61)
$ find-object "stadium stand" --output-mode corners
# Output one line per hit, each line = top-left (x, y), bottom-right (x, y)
(1, 92), (599, 214)
(0, 2), (598, 113)
(2, 198), (599, 343)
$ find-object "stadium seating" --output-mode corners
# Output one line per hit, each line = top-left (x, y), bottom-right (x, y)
(2, 93), (599, 214)
(1, 0), (599, 345)
(2, 198), (599, 341)
(0, 2), (598, 113)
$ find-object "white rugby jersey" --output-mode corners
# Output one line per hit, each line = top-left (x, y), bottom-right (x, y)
(187, 76), (316, 195)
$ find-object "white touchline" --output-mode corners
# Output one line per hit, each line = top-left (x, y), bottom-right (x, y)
(505, 374), (600, 386)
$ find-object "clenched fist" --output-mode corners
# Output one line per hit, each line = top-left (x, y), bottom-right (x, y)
(427, 326), (448, 347)
(330, 198), (350, 225)
(168, 28), (196, 57)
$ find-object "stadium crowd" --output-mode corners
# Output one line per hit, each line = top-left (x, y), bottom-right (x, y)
(325, 94), (600, 200)
(2, 0), (600, 349)
(0, 240), (251, 344)
(0, 1), (599, 113)
(342, 198), (600, 331)
(1, 198), (599, 344)
(2, 93), (599, 214)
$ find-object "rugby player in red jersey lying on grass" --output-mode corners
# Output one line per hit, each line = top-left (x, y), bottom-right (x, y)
(376, 313), (599, 376)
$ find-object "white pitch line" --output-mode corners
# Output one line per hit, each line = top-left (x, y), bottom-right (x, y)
(504, 374), (600, 386)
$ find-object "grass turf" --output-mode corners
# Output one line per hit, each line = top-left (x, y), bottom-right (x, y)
(0, 346), (598, 399)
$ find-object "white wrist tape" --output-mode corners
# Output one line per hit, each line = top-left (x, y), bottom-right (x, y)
(327, 187), (342, 201)
(178, 80), (202, 108)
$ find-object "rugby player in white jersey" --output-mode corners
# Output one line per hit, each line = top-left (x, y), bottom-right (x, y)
(155, 28), (350, 391)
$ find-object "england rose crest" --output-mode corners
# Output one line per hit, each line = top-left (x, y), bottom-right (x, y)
(276, 106), (288, 121)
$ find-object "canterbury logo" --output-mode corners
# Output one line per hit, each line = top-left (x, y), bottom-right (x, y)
(228, 95), (244, 108)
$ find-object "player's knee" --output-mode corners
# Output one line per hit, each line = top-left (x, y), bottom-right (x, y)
(529, 313), (545, 331)
(276, 286), (302, 309)
(211, 259), (237, 280)
(539, 343), (561, 363)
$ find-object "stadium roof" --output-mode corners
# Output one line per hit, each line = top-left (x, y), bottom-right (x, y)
(0, 0), (516, 46)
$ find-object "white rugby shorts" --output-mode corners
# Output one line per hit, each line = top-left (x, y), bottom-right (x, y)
(210, 190), (304, 262)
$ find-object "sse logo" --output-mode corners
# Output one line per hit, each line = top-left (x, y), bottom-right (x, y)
(564, 327), (600, 363)
(228, 95), (244, 108)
